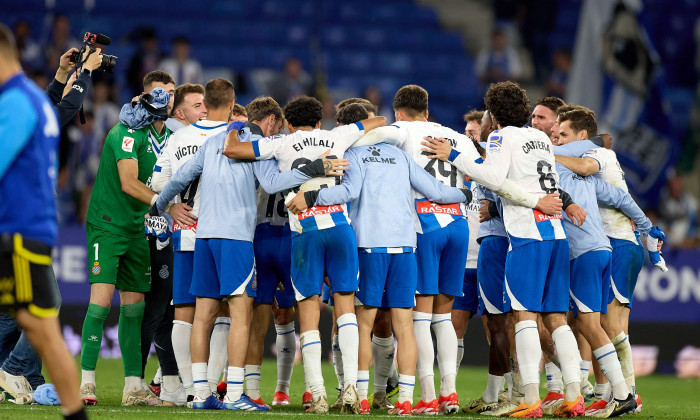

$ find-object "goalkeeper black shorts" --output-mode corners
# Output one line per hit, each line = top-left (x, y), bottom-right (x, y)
(0, 233), (61, 318)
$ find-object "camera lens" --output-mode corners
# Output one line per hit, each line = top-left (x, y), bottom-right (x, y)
(100, 55), (117, 72)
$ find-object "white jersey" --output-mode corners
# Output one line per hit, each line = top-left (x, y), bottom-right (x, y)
(382, 120), (472, 234)
(452, 126), (567, 248)
(582, 147), (638, 243)
(252, 122), (365, 234)
(465, 180), (481, 269)
(150, 120), (227, 250)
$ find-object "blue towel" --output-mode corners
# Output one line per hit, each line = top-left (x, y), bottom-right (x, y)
(33, 384), (60, 405)
(119, 87), (171, 129)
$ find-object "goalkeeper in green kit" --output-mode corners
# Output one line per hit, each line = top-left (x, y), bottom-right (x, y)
(79, 71), (176, 406)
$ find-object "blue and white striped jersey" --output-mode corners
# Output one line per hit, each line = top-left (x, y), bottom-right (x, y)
(150, 120), (227, 251)
(251, 122), (365, 234)
(314, 143), (468, 249)
(156, 128), (311, 242)
(451, 126), (567, 248)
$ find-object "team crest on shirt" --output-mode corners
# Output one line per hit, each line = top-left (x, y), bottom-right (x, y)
(92, 262), (101, 275)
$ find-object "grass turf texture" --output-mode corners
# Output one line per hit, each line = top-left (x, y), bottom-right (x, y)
(2, 358), (699, 419)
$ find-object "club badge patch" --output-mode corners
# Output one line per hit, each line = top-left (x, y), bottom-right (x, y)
(92, 262), (101, 275)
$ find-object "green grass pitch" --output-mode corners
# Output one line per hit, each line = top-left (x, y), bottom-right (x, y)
(2, 357), (699, 419)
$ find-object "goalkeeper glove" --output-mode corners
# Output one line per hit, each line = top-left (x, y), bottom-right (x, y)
(145, 216), (170, 242)
(646, 226), (667, 272)
(227, 121), (246, 133)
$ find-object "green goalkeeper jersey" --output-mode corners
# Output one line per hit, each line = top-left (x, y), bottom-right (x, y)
(86, 122), (170, 238)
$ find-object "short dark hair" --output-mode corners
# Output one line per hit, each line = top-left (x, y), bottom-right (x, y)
(171, 83), (204, 115)
(393, 85), (428, 117)
(0, 23), (18, 59)
(283, 96), (323, 128)
(555, 103), (586, 116)
(231, 103), (247, 118)
(143, 70), (174, 90)
(246, 96), (283, 123)
(558, 108), (598, 137)
(204, 78), (235, 110)
(336, 103), (369, 125)
(484, 81), (531, 128)
(463, 110), (484, 124)
(336, 97), (375, 114)
(535, 96), (566, 114)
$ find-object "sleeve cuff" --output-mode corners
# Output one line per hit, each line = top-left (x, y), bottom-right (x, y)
(354, 121), (364, 131)
(304, 190), (320, 207)
(251, 141), (260, 158)
(448, 149), (461, 162)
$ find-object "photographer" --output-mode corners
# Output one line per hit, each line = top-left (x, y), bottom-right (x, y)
(46, 47), (103, 127)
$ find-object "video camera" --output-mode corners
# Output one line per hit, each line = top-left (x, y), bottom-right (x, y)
(70, 32), (117, 72)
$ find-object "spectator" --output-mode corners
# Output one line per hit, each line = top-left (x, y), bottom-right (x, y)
(320, 96), (336, 130)
(659, 175), (698, 248)
(546, 48), (571, 99)
(90, 80), (120, 142)
(61, 111), (100, 224)
(475, 28), (522, 85)
(44, 15), (79, 74)
(126, 27), (164, 96)
(364, 85), (392, 123)
(13, 20), (42, 70)
(269, 57), (313, 105)
(158, 36), (203, 85)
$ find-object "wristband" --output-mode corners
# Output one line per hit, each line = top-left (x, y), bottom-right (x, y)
(150, 194), (159, 206)
(488, 201), (500, 218)
(304, 190), (320, 208)
(448, 149), (461, 162)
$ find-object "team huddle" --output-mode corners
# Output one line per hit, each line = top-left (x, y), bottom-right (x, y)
(75, 69), (666, 418)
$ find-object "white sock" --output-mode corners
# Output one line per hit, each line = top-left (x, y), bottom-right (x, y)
(398, 374), (415, 404)
(594, 382), (611, 402)
(514, 320), (541, 405)
(153, 366), (162, 385)
(593, 343), (628, 400)
(431, 313), (457, 396)
(482, 374), (504, 403)
(372, 335), (394, 394)
(457, 338), (465, 373)
(226, 366), (244, 401)
(545, 362), (564, 393)
(504, 371), (513, 399)
(611, 332), (636, 393)
(551, 325), (581, 400)
(172, 320), (193, 395)
(162, 375), (181, 394)
(192, 362), (210, 399)
(332, 333), (344, 390)
(357, 370), (369, 400)
(580, 359), (591, 383)
(337, 313), (359, 388)
(207, 317), (230, 391)
(124, 376), (141, 390)
(275, 322), (295, 394)
(244, 364), (261, 399)
(81, 369), (95, 387)
(413, 311), (436, 402)
(301, 330), (326, 398)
